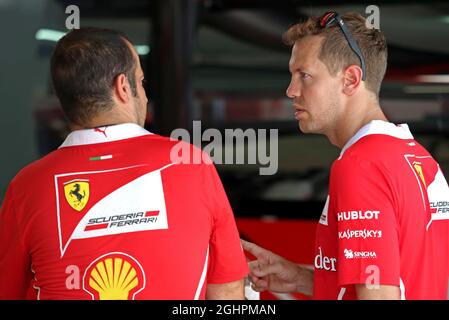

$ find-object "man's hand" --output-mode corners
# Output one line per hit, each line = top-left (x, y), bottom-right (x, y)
(241, 239), (313, 296)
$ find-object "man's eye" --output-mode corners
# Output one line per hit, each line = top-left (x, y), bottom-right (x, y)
(300, 72), (310, 79)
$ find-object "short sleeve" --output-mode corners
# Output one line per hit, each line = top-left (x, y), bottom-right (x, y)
(0, 182), (32, 299)
(201, 158), (249, 284)
(331, 155), (400, 288)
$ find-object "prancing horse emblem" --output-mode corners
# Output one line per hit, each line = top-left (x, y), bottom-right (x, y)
(64, 180), (90, 211)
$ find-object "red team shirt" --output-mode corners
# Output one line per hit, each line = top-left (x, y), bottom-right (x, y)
(314, 120), (449, 299)
(0, 123), (248, 300)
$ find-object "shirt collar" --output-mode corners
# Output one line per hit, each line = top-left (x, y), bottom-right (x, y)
(59, 123), (152, 148)
(339, 120), (414, 158)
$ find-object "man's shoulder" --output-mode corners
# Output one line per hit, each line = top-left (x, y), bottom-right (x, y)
(11, 150), (60, 184)
(342, 134), (419, 161)
(333, 134), (433, 178)
(130, 133), (206, 154)
(126, 132), (176, 148)
(138, 134), (214, 166)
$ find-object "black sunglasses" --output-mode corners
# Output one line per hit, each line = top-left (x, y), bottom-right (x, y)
(320, 11), (366, 81)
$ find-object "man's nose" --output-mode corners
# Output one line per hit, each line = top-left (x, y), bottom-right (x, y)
(286, 80), (300, 99)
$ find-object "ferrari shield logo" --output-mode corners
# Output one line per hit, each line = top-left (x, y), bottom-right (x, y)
(64, 179), (90, 211)
(413, 161), (427, 187)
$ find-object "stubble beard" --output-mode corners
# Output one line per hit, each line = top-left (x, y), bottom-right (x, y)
(299, 97), (340, 136)
(132, 95), (146, 127)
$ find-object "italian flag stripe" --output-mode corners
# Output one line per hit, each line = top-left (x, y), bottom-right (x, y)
(89, 155), (113, 161)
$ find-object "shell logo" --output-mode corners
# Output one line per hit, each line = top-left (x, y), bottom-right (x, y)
(83, 252), (146, 300)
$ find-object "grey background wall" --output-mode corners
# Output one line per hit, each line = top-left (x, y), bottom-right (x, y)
(0, 0), (67, 200)
(0, 0), (44, 199)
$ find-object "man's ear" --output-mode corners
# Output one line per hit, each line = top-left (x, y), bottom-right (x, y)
(113, 74), (130, 103)
(342, 64), (363, 96)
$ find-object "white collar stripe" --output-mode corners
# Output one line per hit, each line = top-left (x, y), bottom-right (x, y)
(339, 120), (414, 159)
(59, 123), (152, 148)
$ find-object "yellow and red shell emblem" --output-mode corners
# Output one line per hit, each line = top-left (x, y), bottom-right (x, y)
(83, 252), (145, 300)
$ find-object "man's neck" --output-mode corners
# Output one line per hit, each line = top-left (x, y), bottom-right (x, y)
(70, 113), (138, 131)
(327, 99), (388, 149)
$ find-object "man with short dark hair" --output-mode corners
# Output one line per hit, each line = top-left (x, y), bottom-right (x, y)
(243, 12), (449, 300)
(0, 27), (248, 300)
(50, 27), (144, 128)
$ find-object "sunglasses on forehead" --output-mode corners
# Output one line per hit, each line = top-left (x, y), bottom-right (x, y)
(320, 11), (366, 81)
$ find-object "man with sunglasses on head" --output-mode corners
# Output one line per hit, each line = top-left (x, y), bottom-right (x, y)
(0, 27), (248, 300)
(242, 12), (449, 300)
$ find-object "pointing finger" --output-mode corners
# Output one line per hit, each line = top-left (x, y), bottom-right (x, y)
(241, 239), (269, 260)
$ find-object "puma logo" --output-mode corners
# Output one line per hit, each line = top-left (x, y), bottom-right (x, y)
(94, 127), (107, 137)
